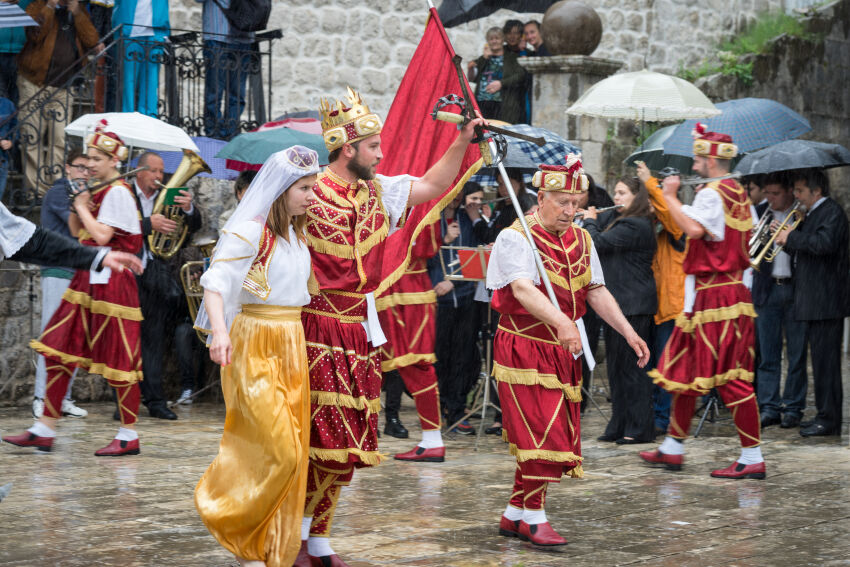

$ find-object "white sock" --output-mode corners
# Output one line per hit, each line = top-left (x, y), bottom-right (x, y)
(115, 427), (138, 442)
(28, 421), (56, 438)
(308, 536), (334, 557)
(301, 517), (311, 541)
(522, 508), (547, 525)
(503, 504), (523, 521)
(418, 429), (444, 449)
(738, 445), (763, 465)
(659, 436), (685, 455)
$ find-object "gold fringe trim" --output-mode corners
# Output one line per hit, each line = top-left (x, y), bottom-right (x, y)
(62, 289), (143, 321)
(311, 391), (381, 413)
(568, 465), (584, 478)
(309, 447), (384, 466)
(375, 290), (436, 311)
(305, 232), (357, 260)
(508, 443), (583, 465)
(649, 367), (754, 395)
(374, 157), (484, 296)
(29, 341), (143, 383)
(493, 363), (582, 402)
(381, 352), (436, 372)
(674, 302), (756, 333)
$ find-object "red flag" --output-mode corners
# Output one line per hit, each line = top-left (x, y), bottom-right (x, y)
(376, 8), (483, 294)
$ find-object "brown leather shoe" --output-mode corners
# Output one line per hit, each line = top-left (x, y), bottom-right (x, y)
(2, 431), (53, 452)
(94, 438), (140, 457)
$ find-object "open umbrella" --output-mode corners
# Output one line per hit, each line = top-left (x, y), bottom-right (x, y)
(735, 140), (850, 176)
(662, 98), (811, 158)
(437, 0), (557, 28)
(0, 4), (37, 28)
(216, 127), (328, 169)
(566, 70), (720, 121)
(130, 136), (235, 180)
(65, 112), (199, 152)
(623, 124), (695, 173)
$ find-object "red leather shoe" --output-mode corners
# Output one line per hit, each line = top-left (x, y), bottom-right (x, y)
(499, 516), (521, 538)
(710, 461), (766, 479)
(94, 438), (140, 456)
(309, 554), (351, 567)
(518, 521), (567, 547)
(2, 431), (53, 452)
(639, 449), (683, 471)
(394, 445), (445, 462)
(292, 541), (311, 567)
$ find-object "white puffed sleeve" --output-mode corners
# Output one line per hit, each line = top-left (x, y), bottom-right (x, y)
(376, 174), (417, 229)
(682, 187), (725, 241)
(486, 229), (539, 290)
(97, 185), (142, 234)
(200, 220), (261, 309)
(589, 239), (605, 286)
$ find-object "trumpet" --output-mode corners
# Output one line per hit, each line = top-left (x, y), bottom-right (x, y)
(750, 200), (804, 270)
(574, 204), (624, 219)
(67, 166), (149, 202)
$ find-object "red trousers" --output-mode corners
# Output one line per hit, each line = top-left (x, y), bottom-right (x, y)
(44, 362), (140, 426)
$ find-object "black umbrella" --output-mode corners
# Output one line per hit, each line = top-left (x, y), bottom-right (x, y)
(438, 0), (557, 28)
(734, 140), (850, 176)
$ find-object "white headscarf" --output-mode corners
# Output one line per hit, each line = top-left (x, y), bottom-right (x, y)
(0, 201), (36, 262)
(194, 145), (321, 336)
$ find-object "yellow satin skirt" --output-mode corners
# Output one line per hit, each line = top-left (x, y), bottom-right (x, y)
(195, 305), (310, 567)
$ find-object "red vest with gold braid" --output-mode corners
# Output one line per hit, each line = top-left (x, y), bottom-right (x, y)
(683, 179), (752, 277)
(304, 168), (394, 321)
(492, 215), (594, 343)
(79, 181), (143, 254)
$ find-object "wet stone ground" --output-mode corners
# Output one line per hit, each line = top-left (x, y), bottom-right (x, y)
(1, 385), (849, 566)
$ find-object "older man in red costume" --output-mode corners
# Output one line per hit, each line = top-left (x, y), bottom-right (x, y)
(640, 124), (765, 480)
(377, 218), (446, 462)
(487, 155), (650, 548)
(295, 88), (483, 567)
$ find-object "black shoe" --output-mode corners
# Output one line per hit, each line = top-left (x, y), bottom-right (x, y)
(780, 414), (801, 429)
(597, 434), (618, 442)
(384, 416), (409, 439)
(485, 424), (502, 435)
(615, 437), (651, 445)
(760, 413), (781, 428)
(800, 422), (839, 437)
(800, 419), (816, 428)
(149, 406), (178, 420)
(113, 409), (120, 421)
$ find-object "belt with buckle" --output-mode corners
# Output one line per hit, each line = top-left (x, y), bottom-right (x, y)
(773, 277), (791, 285)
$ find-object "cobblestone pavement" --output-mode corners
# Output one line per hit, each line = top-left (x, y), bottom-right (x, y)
(1, 392), (849, 566)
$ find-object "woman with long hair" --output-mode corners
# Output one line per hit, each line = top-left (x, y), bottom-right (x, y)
(583, 177), (658, 444)
(194, 146), (320, 567)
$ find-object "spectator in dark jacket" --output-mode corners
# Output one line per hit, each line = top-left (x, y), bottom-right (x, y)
(583, 177), (657, 443)
(428, 183), (485, 433)
(468, 27), (527, 124)
(467, 169), (533, 244)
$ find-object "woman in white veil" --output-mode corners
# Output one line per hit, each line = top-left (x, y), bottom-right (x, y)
(194, 146), (320, 567)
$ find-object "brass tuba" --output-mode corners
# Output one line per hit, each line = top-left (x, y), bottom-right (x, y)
(180, 260), (208, 342)
(149, 149), (212, 259)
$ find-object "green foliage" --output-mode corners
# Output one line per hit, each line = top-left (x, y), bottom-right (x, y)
(677, 11), (820, 86)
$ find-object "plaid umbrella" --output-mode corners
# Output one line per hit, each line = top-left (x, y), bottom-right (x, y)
(0, 4), (37, 29)
(735, 140), (850, 176)
(662, 98), (811, 157)
(469, 124), (580, 186)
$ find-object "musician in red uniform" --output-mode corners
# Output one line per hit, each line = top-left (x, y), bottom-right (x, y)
(377, 218), (445, 461)
(487, 155), (649, 548)
(295, 88), (483, 567)
(4, 121), (145, 457)
(640, 124), (765, 479)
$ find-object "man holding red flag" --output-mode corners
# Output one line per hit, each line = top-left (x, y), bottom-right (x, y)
(295, 83), (483, 565)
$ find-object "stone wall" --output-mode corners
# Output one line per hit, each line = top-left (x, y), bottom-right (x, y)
(168, 0), (789, 118)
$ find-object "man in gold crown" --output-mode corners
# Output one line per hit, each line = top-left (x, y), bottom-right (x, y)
(639, 124), (765, 480)
(486, 155), (649, 548)
(294, 88), (484, 566)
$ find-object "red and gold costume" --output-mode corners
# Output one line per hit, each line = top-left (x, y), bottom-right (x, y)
(30, 165), (143, 426)
(649, 127), (760, 449)
(376, 219), (442, 431)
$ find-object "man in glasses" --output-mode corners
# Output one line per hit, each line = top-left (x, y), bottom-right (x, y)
(31, 147), (92, 420)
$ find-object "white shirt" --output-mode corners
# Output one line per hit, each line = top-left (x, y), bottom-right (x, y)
(769, 207), (793, 278)
(809, 196), (827, 213)
(130, 0), (154, 37)
(200, 220), (311, 312)
(0, 201), (36, 261)
(682, 187), (725, 241)
(98, 185), (142, 235)
(486, 227), (605, 291)
(375, 174), (417, 231)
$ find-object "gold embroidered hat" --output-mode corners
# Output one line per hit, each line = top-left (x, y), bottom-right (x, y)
(319, 87), (383, 152)
(85, 119), (128, 161)
(692, 122), (738, 159)
(532, 154), (589, 193)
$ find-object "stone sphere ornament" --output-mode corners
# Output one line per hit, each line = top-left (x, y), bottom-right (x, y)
(541, 0), (603, 56)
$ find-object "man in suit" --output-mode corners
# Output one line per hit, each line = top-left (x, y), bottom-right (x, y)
(751, 173), (807, 429)
(774, 168), (848, 437)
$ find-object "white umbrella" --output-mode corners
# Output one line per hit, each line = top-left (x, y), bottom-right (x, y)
(566, 69), (721, 122)
(65, 112), (199, 153)
(0, 4), (37, 28)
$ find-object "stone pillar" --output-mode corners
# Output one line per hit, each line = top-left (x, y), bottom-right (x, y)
(519, 55), (623, 182)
